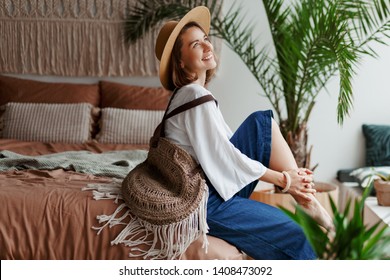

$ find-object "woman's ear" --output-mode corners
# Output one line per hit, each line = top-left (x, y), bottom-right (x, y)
(180, 61), (185, 69)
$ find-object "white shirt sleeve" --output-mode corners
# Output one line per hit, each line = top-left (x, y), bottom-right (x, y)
(165, 84), (266, 201)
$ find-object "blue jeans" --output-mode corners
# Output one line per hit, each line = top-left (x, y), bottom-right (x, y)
(206, 111), (316, 260)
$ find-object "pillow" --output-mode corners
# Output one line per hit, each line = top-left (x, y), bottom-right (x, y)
(99, 81), (171, 110)
(2, 102), (94, 143)
(362, 124), (390, 166)
(350, 166), (390, 188)
(96, 108), (164, 144)
(0, 75), (100, 106)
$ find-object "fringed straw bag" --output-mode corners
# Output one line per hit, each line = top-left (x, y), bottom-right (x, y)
(121, 93), (216, 259)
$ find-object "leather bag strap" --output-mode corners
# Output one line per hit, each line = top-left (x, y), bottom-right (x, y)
(164, 94), (216, 121)
(153, 92), (217, 139)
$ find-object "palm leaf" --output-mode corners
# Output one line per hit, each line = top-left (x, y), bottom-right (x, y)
(281, 205), (330, 258)
(124, 0), (223, 43)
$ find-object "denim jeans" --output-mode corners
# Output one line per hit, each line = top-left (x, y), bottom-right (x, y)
(206, 110), (316, 260)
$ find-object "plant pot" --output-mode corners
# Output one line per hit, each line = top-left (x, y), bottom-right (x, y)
(250, 182), (339, 216)
(373, 180), (390, 206)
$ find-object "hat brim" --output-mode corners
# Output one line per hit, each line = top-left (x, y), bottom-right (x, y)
(159, 6), (211, 90)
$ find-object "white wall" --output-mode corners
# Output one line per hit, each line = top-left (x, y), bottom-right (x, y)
(10, 0), (390, 183)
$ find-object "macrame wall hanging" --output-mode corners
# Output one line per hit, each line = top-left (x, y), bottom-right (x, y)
(0, 0), (222, 77)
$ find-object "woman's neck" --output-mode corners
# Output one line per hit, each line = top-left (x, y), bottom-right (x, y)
(193, 72), (206, 87)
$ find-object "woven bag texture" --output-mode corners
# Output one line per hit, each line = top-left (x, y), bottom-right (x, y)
(121, 136), (206, 225)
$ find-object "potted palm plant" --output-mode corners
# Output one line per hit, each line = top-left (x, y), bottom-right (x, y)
(124, 0), (390, 169)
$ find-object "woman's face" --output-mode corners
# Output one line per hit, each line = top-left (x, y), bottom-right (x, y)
(179, 26), (217, 79)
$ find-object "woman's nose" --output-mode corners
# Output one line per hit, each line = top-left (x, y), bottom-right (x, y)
(203, 41), (212, 51)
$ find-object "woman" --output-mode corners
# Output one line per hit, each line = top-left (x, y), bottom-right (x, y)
(155, 6), (332, 260)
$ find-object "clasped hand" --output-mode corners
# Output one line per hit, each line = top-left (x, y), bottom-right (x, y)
(284, 168), (316, 202)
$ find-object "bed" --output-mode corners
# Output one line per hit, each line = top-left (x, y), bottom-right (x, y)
(0, 75), (244, 260)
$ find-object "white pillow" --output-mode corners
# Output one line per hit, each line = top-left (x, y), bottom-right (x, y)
(97, 108), (164, 144)
(350, 166), (390, 187)
(2, 102), (93, 143)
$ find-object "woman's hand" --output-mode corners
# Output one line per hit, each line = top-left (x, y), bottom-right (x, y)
(283, 168), (316, 201)
(260, 168), (316, 202)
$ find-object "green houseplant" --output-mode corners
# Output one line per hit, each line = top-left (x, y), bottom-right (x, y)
(282, 182), (390, 259)
(124, 0), (390, 169)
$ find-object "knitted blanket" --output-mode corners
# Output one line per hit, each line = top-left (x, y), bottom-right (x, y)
(0, 150), (148, 178)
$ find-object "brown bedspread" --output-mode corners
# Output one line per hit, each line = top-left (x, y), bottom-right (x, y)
(0, 139), (149, 155)
(0, 139), (244, 260)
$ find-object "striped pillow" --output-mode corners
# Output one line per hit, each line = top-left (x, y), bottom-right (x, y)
(2, 102), (93, 143)
(97, 108), (164, 144)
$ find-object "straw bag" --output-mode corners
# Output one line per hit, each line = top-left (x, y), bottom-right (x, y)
(121, 93), (216, 259)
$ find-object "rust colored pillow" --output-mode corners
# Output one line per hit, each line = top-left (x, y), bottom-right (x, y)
(0, 75), (100, 106)
(99, 81), (171, 110)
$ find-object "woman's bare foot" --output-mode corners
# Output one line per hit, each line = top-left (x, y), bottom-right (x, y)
(292, 193), (334, 231)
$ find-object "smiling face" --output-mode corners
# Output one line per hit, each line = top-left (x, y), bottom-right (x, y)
(170, 22), (217, 89)
(179, 26), (217, 81)
(170, 23), (217, 88)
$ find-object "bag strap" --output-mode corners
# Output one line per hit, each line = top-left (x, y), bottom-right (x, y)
(164, 94), (216, 121)
(152, 92), (217, 141)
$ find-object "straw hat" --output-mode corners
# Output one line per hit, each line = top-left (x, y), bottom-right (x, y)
(155, 6), (211, 90)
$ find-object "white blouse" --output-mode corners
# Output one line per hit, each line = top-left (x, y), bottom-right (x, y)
(165, 84), (266, 201)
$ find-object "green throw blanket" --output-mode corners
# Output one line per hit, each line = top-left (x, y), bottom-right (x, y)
(0, 150), (148, 178)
